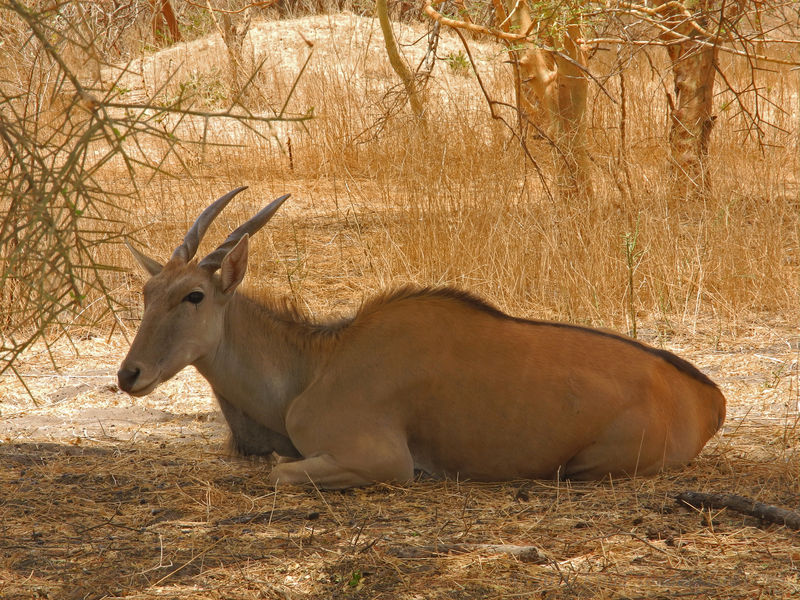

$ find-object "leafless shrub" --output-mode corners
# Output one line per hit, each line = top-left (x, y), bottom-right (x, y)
(0, 0), (311, 385)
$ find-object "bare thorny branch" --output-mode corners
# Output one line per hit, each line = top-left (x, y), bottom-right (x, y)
(0, 0), (312, 386)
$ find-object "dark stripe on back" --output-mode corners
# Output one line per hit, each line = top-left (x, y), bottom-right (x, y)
(374, 286), (719, 389)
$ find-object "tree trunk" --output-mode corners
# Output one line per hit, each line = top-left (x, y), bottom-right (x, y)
(149, 0), (181, 45)
(514, 6), (591, 202)
(220, 10), (253, 106)
(656, 0), (718, 198)
(376, 0), (425, 119)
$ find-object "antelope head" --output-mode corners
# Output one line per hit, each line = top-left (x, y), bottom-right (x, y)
(117, 187), (290, 396)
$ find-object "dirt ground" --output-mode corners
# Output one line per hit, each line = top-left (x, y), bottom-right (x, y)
(1, 319), (798, 599)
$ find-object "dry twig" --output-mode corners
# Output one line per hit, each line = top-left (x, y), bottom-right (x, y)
(677, 491), (800, 530)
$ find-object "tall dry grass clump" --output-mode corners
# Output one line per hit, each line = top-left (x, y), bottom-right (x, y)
(194, 16), (797, 338)
(3, 9), (798, 353)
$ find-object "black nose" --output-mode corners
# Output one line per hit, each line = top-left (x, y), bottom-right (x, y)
(117, 367), (140, 393)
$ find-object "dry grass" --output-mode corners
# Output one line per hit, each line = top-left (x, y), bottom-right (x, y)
(1, 441), (798, 599)
(89, 13), (800, 333)
(1, 10), (799, 600)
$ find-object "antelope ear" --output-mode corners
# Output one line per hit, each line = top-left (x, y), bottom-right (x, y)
(220, 234), (249, 294)
(125, 240), (163, 276)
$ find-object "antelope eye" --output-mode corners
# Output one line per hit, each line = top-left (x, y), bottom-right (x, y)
(184, 291), (204, 304)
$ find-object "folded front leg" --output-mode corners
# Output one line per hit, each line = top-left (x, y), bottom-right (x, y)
(267, 445), (414, 489)
(216, 394), (300, 458)
(267, 455), (374, 488)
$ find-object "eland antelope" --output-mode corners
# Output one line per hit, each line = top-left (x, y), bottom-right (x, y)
(118, 187), (726, 489)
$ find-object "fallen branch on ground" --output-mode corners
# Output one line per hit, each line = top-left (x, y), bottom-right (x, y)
(676, 491), (800, 530)
(387, 543), (548, 563)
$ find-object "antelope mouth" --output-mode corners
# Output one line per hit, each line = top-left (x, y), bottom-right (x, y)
(127, 376), (161, 397)
(117, 367), (162, 397)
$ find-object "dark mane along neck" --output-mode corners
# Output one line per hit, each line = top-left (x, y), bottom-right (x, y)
(358, 285), (719, 390)
(233, 290), (353, 342)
